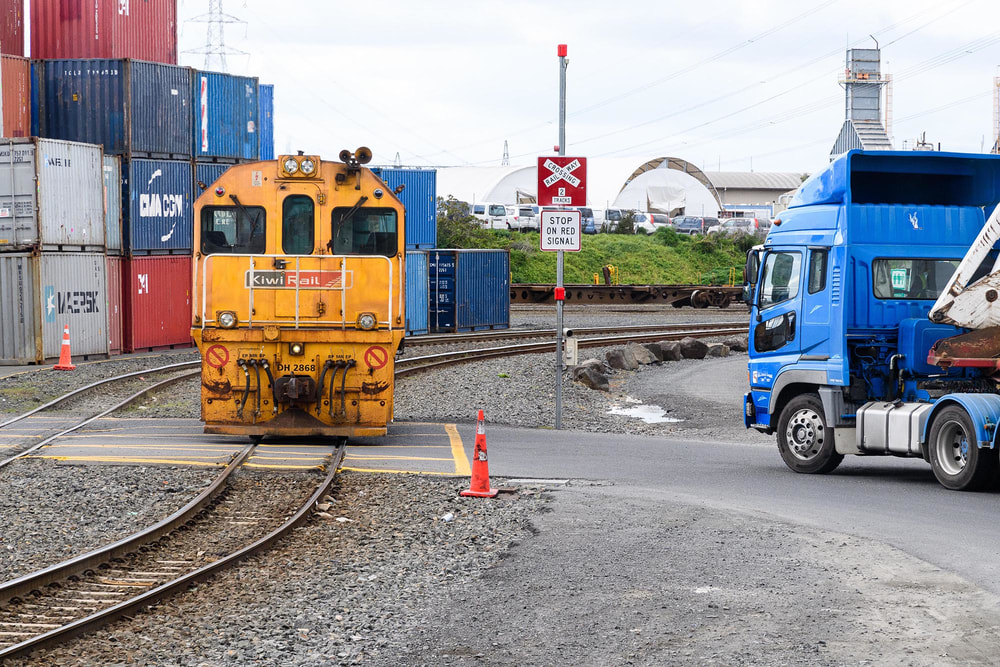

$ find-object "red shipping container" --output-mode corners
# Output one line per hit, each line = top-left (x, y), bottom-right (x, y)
(123, 255), (193, 352)
(1, 55), (29, 137)
(31, 0), (177, 63)
(0, 0), (24, 56)
(106, 255), (123, 354)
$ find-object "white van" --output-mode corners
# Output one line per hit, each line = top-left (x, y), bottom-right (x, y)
(471, 203), (515, 230)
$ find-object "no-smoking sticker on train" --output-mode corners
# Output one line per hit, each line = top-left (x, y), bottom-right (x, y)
(364, 345), (389, 370)
(205, 344), (229, 369)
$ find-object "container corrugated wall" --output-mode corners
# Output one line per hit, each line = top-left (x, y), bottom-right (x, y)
(0, 252), (110, 363)
(30, 0), (177, 63)
(36, 59), (192, 157)
(193, 71), (259, 161)
(372, 167), (437, 248)
(123, 256), (192, 352)
(1, 55), (29, 136)
(195, 162), (231, 193)
(123, 158), (193, 253)
(429, 249), (509, 332)
(106, 254), (123, 354)
(259, 84), (274, 161)
(0, 0), (23, 56)
(103, 155), (122, 253)
(0, 138), (105, 251)
(405, 250), (429, 336)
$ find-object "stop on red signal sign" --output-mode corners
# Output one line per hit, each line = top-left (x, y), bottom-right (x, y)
(537, 156), (587, 206)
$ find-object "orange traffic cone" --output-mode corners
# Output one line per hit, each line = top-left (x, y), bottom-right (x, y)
(461, 410), (498, 498)
(52, 325), (76, 371)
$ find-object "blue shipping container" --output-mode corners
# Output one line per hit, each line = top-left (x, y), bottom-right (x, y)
(193, 70), (259, 161)
(259, 84), (274, 161)
(371, 167), (437, 249)
(195, 162), (231, 194)
(429, 249), (509, 332)
(405, 250), (429, 336)
(36, 59), (192, 157)
(122, 159), (194, 254)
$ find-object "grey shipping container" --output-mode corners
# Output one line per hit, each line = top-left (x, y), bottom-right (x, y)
(103, 155), (123, 254)
(123, 158), (194, 254)
(372, 167), (437, 248)
(405, 250), (429, 336)
(195, 162), (231, 194)
(0, 252), (110, 364)
(0, 138), (105, 251)
(192, 70), (259, 161)
(35, 59), (192, 158)
(259, 84), (274, 161)
(429, 249), (509, 333)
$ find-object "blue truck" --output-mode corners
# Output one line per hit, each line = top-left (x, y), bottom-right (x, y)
(743, 150), (1000, 491)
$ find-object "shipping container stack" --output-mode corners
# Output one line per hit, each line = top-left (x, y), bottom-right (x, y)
(8, 0), (276, 357)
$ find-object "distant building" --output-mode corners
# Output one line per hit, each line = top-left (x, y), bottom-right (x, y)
(704, 172), (804, 219)
(830, 48), (892, 160)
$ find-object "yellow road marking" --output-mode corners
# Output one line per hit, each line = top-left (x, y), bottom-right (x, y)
(346, 444), (449, 449)
(248, 456), (328, 463)
(446, 423), (471, 477)
(39, 443), (237, 453)
(340, 466), (463, 476)
(383, 432), (451, 437)
(344, 454), (453, 462)
(27, 455), (227, 466)
(244, 462), (326, 470)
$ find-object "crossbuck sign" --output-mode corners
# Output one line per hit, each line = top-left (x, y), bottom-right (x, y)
(537, 156), (587, 206)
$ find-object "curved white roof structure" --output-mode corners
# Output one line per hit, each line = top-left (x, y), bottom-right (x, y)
(436, 157), (723, 216)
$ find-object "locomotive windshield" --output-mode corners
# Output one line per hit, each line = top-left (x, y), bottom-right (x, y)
(282, 195), (315, 255)
(200, 206), (266, 254)
(330, 207), (398, 257)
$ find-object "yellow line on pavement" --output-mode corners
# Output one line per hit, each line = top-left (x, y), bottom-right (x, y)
(344, 454), (452, 462)
(27, 455), (226, 466)
(346, 444), (449, 449)
(340, 466), (463, 476)
(39, 443), (237, 453)
(446, 423), (471, 477)
(244, 462), (326, 470)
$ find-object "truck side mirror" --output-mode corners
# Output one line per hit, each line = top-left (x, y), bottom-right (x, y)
(743, 249), (760, 306)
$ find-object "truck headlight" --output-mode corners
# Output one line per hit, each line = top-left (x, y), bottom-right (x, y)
(357, 313), (377, 330)
(218, 311), (238, 329)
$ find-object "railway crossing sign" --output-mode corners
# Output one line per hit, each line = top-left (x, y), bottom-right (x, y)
(537, 156), (587, 206)
(540, 209), (581, 252)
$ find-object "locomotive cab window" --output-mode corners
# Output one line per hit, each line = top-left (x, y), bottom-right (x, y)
(282, 195), (315, 255)
(330, 207), (398, 257)
(200, 206), (266, 254)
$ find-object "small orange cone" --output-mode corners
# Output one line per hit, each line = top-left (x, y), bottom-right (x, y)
(52, 325), (76, 371)
(461, 409), (498, 498)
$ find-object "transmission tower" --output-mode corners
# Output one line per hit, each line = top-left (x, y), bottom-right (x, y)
(183, 0), (248, 72)
(501, 140), (510, 166)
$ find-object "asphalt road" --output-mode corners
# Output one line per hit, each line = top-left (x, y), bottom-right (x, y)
(466, 422), (1000, 599)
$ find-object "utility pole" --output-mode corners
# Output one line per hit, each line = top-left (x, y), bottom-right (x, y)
(555, 43), (568, 430)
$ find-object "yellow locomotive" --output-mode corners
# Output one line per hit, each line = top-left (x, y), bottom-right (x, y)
(191, 148), (405, 440)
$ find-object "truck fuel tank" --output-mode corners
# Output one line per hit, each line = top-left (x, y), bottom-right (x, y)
(857, 401), (933, 456)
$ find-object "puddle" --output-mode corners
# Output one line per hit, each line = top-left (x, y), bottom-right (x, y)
(607, 404), (683, 424)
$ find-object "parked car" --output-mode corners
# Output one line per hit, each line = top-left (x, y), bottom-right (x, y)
(707, 217), (768, 236)
(598, 208), (624, 232)
(471, 202), (515, 230)
(576, 206), (597, 234)
(673, 215), (718, 235)
(514, 204), (540, 232)
(632, 213), (673, 235)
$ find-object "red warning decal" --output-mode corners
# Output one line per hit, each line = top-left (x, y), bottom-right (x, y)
(205, 344), (230, 369)
(363, 345), (389, 370)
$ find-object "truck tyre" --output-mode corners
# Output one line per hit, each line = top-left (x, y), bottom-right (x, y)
(928, 405), (997, 491)
(776, 394), (843, 474)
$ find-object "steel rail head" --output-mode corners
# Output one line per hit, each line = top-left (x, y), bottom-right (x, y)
(0, 442), (346, 661)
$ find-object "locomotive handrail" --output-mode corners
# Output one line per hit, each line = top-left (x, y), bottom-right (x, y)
(199, 253), (396, 330)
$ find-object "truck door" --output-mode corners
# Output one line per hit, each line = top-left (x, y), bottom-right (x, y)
(750, 249), (804, 386)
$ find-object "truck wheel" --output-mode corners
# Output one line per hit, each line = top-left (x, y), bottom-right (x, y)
(776, 394), (843, 474)
(928, 406), (997, 491)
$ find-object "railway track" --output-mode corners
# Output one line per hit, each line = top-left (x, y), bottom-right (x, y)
(510, 283), (742, 307)
(0, 442), (345, 661)
(398, 322), (747, 376)
(0, 361), (200, 467)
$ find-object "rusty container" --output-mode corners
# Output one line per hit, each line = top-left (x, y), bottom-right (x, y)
(0, 0), (24, 56)
(1, 55), (29, 136)
(122, 254), (192, 352)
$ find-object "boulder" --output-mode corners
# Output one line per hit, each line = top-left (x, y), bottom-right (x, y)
(627, 342), (658, 365)
(605, 349), (634, 371)
(659, 341), (682, 361)
(707, 343), (731, 357)
(579, 357), (606, 372)
(723, 336), (748, 353)
(643, 343), (664, 362)
(574, 366), (610, 391)
(679, 336), (709, 359)
(621, 345), (640, 369)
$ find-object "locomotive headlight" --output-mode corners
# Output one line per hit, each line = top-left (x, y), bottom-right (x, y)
(288, 342), (305, 356)
(283, 157), (299, 175)
(299, 158), (316, 175)
(357, 312), (377, 330)
(218, 311), (238, 329)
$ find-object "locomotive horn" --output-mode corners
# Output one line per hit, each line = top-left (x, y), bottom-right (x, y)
(339, 149), (353, 163)
(355, 146), (373, 164)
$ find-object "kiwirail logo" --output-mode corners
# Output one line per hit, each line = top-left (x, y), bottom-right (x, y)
(244, 270), (353, 290)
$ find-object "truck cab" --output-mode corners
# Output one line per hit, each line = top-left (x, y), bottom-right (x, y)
(744, 150), (1000, 490)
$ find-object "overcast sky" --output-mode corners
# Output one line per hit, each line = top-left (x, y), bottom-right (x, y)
(176, 0), (1000, 175)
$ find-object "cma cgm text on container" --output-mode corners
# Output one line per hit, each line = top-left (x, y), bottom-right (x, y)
(30, 0), (177, 63)
(122, 158), (193, 253)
